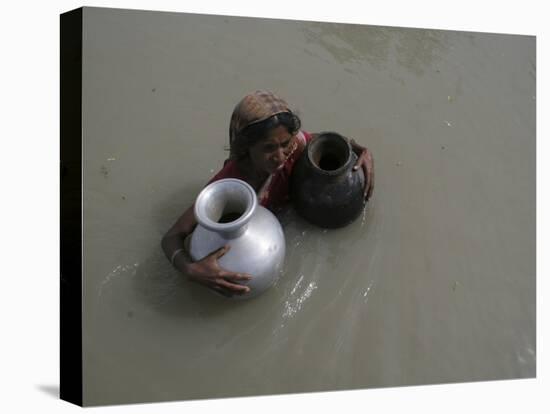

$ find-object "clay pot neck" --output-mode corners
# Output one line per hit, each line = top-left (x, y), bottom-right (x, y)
(307, 132), (353, 177)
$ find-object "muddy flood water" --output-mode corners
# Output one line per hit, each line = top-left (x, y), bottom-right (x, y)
(80, 7), (535, 406)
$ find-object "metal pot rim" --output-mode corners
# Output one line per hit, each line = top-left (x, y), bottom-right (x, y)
(194, 178), (258, 234)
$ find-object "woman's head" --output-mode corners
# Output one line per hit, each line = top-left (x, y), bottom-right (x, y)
(229, 90), (301, 173)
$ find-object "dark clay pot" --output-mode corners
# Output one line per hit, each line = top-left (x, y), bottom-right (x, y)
(290, 132), (365, 228)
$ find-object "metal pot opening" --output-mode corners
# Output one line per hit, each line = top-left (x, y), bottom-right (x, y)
(218, 208), (245, 223)
(205, 192), (248, 224)
(196, 179), (257, 234)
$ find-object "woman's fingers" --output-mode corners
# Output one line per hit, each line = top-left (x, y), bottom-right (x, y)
(221, 272), (252, 282)
(352, 150), (370, 198)
(217, 278), (250, 294)
(200, 245), (252, 295)
(366, 150), (374, 200)
(353, 151), (364, 171)
(212, 245), (230, 259)
(363, 163), (371, 199)
(367, 170), (374, 200)
(209, 285), (233, 298)
(358, 149), (374, 201)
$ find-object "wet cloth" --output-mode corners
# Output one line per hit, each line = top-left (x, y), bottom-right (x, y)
(208, 130), (313, 210)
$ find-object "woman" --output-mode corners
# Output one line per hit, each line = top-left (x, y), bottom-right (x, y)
(161, 90), (374, 297)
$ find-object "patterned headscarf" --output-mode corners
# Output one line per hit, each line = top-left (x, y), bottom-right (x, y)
(229, 90), (291, 159)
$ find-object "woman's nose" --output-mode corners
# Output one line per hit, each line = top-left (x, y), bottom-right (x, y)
(274, 148), (286, 163)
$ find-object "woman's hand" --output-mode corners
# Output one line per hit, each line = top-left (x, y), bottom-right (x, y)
(351, 140), (375, 201)
(185, 245), (252, 297)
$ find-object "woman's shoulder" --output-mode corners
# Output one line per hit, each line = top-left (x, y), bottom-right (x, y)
(291, 130), (313, 159)
(299, 130), (314, 143)
(207, 158), (247, 185)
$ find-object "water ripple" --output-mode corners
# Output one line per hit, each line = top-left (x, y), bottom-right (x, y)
(283, 281), (318, 319)
(98, 262), (140, 297)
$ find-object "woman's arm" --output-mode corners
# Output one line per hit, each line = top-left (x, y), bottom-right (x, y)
(307, 132), (374, 201)
(161, 204), (196, 273)
(349, 138), (375, 201)
(161, 205), (251, 296)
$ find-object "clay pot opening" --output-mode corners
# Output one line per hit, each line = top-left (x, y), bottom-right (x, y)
(308, 133), (351, 175)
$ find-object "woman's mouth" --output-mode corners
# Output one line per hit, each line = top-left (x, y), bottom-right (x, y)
(267, 161), (284, 172)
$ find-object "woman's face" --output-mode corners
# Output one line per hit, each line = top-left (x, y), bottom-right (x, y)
(248, 125), (295, 175)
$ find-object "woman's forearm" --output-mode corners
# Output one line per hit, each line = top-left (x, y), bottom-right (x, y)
(161, 233), (192, 273)
(349, 137), (366, 154)
(161, 205), (197, 273)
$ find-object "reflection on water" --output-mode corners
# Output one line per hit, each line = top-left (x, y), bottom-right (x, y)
(282, 277), (317, 319)
(302, 22), (449, 76)
(98, 263), (140, 298)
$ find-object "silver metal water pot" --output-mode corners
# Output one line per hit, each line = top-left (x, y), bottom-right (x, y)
(189, 178), (286, 299)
